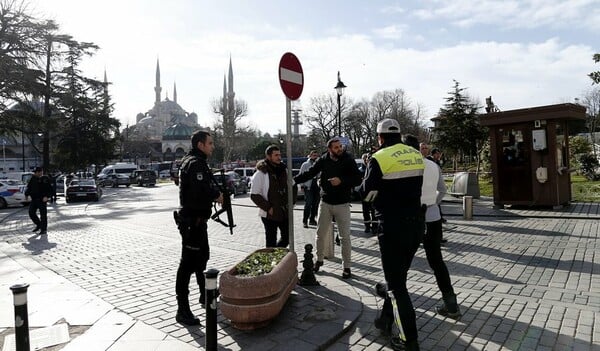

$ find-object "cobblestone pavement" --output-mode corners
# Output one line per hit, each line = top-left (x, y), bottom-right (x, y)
(0, 183), (598, 350)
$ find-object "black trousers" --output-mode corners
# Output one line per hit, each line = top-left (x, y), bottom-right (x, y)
(303, 185), (320, 223)
(378, 214), (424, 343)
(28, 198), (47, 231)
(424, 219), (454, 296)
(361, 200), (375, 230)
(261, 217), (289, 247)
(175, 220), (209, 300)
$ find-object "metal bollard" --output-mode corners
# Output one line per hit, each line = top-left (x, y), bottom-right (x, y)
(204, 268), (219, 351)
(10, 283), (30, 351)
(463, 196), (473, 220)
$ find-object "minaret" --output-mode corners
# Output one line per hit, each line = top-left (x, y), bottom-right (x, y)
(103, 68), (109, 104)
(154, 58), (162, 104)
(227, 56), (235, 113)
(173, 81), (177, 103)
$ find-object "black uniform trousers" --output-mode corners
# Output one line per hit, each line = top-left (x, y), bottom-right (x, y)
(261, 217), (289, 248)
(29, 198), (47, 231)
(175, 219), (209, 299)
(423, 219), (454, 296)
(377, 213), (424, 343)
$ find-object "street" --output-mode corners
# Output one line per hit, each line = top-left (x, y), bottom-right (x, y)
(1, 183), (599, 350)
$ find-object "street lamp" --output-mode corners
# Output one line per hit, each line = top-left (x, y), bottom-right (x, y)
(334, 71), (347, 137)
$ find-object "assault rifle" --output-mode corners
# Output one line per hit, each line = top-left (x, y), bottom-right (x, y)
(210, 169), (236, 235)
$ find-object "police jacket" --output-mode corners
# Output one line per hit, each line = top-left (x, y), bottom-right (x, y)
(178, 149), (220, 218)
(25, 175), (53, 200)
(362, 140), (424, 217)
(294, 151), (362, 205)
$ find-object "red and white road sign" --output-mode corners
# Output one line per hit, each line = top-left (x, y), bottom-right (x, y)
(279, 52), (303, 100)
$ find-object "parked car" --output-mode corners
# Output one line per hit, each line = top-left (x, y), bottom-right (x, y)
(98, 173), (131, 188)
(66, 179), (102, 203)
(0, 179), (28, 209)
(213, 171), (248, 195)
(130, 170), (156, 187)
(233, 167), (256, 187)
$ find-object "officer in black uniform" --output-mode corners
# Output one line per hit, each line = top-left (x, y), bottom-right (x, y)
(175, 130), (223, 326)
(25, 167), (53, 235)
(362, 119), (425, 351)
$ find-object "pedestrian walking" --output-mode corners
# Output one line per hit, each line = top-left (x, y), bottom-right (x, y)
(300, 150), (320, 228)
(174, 130), (223, 326)
(405, 136), (461, 319)
(362, 119), (425, 351)
(25, 167), (53, 235)
(250, 145), (292, 248)
(294, 137), (362, 279)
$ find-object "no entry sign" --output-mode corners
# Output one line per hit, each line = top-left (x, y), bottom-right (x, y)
(278, 52), (303, 100)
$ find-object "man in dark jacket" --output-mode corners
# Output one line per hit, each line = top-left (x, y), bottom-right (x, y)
(175, 130), (223, 326)
(25, 167), (53, 235)
(250, 145), (290, 248)
(294, 138), (362, 279)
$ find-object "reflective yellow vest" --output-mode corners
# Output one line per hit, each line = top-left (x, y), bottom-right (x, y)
(372, 143), (425, 179)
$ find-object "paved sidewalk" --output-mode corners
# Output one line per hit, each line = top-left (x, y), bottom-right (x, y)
(1, 185), (599, 350)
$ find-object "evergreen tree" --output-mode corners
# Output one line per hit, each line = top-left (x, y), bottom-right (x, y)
(433, 80), (487, 170)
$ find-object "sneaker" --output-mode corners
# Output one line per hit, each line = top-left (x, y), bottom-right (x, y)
(342, 268), (352, 279)
(309, 220), (317, 226)
(32, 226), (40, 233)
(303, 222), (308, 228)
(39, 230), (47, 235)
(436, 303), (461, 320)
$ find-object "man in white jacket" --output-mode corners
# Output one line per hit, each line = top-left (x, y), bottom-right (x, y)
(405, 135), (461, 319)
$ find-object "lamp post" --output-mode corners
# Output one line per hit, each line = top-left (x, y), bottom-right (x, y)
(334, 71), (347, 137)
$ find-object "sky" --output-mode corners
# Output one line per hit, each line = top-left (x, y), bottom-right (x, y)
(28, 0), (599, 135)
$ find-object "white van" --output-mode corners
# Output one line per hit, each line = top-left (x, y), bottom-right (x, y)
(233, 167), (256, 187)
(97, 163), (137, 180)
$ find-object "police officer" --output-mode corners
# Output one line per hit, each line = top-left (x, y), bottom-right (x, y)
(175, 130), (223, 326)
(362, 119), (424, 351)
(25, 167), (53, 235)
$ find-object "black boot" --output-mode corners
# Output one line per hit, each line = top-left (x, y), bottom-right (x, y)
(390, 337), (420, 351)
(176, 296), (200, 326)
(374, 296), (394, 336)
(435, 294), (461, 320)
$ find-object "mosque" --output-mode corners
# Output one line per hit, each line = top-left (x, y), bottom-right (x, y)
(126, 58), (236, 160)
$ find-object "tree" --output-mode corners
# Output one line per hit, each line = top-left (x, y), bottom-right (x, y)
(0, 0), (55, 134)
(305, 93), (339, 144)
(211, 97), (249, 164)
(432, 80), (487, 171)
(590, 53), (600, 84)
(580, 87), (600, 156)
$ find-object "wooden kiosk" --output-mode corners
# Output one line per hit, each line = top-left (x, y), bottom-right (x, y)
(480, 103), (586, 208)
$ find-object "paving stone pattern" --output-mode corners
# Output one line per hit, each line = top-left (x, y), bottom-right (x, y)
(0, 185), (598, 350)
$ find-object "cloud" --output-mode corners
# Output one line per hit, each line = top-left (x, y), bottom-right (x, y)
(372, 24), (407, 40)
(412, 0), (599, 30)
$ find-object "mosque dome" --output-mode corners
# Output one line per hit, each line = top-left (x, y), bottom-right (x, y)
(163, 123), (194, 140)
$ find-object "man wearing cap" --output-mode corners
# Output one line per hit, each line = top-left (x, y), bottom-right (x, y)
(362, 119), (424, 351)
(25, 167), (53, 235)
(175, 130), (223, 326)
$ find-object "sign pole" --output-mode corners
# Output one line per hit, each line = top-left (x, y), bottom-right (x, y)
(286, 97), (294, 252)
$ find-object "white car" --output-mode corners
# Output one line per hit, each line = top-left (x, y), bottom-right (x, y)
(0, 179), (28, 209)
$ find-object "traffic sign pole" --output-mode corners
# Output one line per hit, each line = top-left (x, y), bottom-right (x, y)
(286, 97), (294, 252)
(278, 52), (303, 253)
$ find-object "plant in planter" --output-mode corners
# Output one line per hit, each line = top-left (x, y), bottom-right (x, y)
(219, 247), (298, 330)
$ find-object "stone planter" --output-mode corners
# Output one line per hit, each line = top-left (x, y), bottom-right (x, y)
(219, 248), (298, 330)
